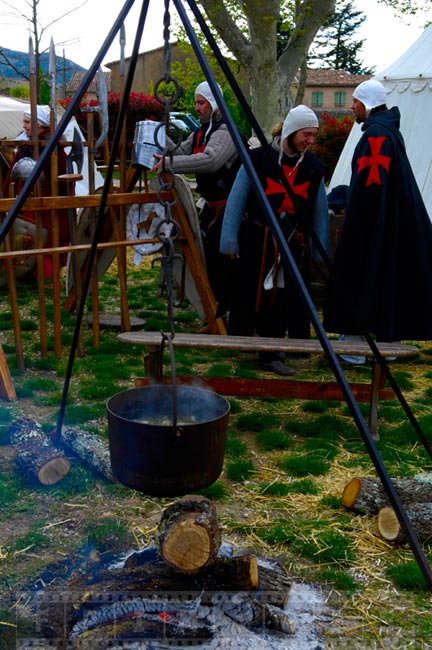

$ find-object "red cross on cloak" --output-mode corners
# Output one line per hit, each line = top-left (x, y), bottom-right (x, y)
(264, 165), (310, 214)
(356, 136), (392, 186)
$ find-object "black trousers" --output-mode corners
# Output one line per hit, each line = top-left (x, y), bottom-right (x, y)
(200, 203), (236, 311)
(227, 221), (311, 356)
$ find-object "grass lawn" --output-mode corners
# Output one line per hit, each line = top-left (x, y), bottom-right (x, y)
(0, 252), (432, 648)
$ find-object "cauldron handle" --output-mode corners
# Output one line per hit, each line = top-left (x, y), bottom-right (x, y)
(160, 332), (178, 432)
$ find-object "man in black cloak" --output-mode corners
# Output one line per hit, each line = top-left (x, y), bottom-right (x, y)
(323, 79), (432, 343)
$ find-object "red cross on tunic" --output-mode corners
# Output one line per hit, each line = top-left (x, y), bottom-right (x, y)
(193, 130), (206, 154)
(264, 165), (310, 214)
(356, 136), (392, 186)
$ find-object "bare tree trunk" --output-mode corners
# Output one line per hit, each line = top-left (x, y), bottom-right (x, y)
(199, 0), (336, 136)
(295, 58), (308, 106)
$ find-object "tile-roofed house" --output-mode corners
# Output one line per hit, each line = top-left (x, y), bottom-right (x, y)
(295, 68), (372, 114)
(66, 70), (111, 100)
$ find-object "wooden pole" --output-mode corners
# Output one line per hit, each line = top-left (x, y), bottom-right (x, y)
(0, 344), (16, 401)
(86, 110), (100, 347)
(50, 116), (62, 357)
(59, 173), (85, 356)
(2, 200), (25, 371)
(29, 36), (48, 357)
(103, 105), (130, 332)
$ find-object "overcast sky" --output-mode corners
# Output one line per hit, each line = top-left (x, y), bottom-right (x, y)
(0, 0), (430, 74)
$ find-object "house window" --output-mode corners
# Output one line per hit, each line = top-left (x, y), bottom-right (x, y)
(334, 91), (346, 107)
(311, 91), (323, 107)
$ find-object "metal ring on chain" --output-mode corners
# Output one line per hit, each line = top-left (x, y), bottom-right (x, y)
(153, 77), (184, 152)
(157, 177), (181, 208)
(153, 121), (168, 151)
(154, 76), (181, 106)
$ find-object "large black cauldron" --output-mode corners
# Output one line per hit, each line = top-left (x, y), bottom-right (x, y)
(106, 385), (230, 497)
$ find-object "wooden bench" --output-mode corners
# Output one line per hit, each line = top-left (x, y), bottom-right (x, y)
(118, 332), (418, 438)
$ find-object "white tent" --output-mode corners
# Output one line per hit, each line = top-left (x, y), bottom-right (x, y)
(0, 96), (32, 137)
(328, 25), (432, 218)
(0, 96), (104, 195)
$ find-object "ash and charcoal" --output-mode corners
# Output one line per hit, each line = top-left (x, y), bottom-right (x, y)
(16, 544), (330, 650)
(18, 591), (327, 650)
(69, 588), (327, 650)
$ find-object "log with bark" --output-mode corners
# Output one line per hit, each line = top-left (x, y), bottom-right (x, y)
(256, 561), (293, 608)
(7, 417), (71, 486)
(377, 504), (432, 544)
(342, 476), (432, 515)
(58, 425), (114, 482)
(38, 555), (292, 640)
(124, 547), (290, 606)
(158, 494), (222, 573)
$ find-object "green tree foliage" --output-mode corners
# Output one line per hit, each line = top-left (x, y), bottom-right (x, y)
(39, 78), (50, 105)
(310, 111), (354, 182)
(309, 1), (375, 74)
(9, 85), (30, 99)
(158, 40), (251, 138)
(276, 19), (292, 60)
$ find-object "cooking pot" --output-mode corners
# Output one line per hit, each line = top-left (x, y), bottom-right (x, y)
(106, 385), (230, 497)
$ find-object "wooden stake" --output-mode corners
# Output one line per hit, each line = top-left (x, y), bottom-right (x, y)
(50, 133), (62, 357)
(59, 173), (85, 356)
(2, 214), (25, 371)
(85, 111), (100, 347)
(0, 344), (16, 401)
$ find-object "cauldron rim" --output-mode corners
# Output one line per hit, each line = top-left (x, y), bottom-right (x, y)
(106, 384), (230, 427)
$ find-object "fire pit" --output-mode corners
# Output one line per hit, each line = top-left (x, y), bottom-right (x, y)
(106, 385), (230, 497)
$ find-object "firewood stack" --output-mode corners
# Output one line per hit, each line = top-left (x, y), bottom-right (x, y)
(36, 495), (295, 644)
(342, 476), (432, 543)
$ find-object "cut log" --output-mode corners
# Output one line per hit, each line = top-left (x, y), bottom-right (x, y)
(59, 426), (114, 482)
(7, 417), (71, 486)
(199, 554), (259, 590)
(158, 495), (222, 573)
(95, 554), (259, 592)
(125, 548), (290, 606)
(249, 600), (295, 634)
(377, 504), (432, 544)
(342, 476), (432, 515)
(256, 561), (292, 608)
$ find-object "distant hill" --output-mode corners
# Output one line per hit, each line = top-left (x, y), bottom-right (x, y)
(0, 47), (85, 84)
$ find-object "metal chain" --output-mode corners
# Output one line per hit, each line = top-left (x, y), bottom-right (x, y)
(151, 0), (186, 429)
(152, 0), (183, 340)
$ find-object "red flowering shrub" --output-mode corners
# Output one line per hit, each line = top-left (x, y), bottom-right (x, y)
(311, 112), (354, 183)
(59, 92), (165, 161)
